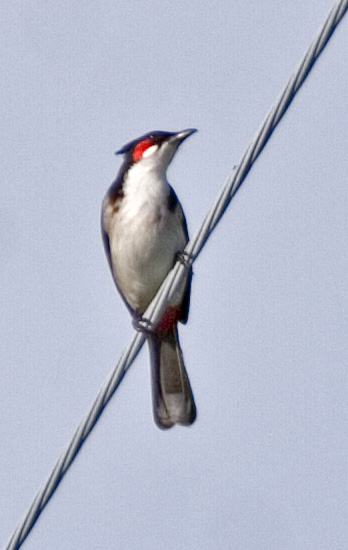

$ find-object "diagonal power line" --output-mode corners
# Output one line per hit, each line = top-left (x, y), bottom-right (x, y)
(4, 0), (348, 548)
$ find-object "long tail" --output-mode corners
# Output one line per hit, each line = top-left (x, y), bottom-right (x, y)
(148, 325), (196, 429)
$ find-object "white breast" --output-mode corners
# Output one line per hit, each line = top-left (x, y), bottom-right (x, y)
(104, 165), (187, 314)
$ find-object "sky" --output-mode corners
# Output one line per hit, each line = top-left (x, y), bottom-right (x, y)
(1, 1), (348, 549)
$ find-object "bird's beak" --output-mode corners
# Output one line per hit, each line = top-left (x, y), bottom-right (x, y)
(171, 128), (197, 145)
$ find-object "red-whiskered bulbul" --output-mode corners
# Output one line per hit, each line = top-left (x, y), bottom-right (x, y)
(101, 129), (197, 429)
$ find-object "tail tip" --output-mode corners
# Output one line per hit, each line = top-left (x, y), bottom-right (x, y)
(154, 397), (196, 429)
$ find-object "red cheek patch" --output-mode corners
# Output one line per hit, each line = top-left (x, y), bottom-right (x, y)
(157, 305), (180, 335)
(132, 139), (154, 162)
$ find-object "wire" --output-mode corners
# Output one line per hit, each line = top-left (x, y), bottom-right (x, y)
(4, 0), (348, 548)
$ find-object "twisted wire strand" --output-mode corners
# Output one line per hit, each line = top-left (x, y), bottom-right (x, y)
(5, 0), (347, 548)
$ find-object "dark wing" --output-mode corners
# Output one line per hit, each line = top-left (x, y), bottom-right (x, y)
(168, 186), (192, 325)
(100, 169), (125, 274)
(101, 213), (113, 273)
(101, 173), (136, 316)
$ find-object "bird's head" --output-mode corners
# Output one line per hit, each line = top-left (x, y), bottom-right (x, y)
(116, 129), (197, 175)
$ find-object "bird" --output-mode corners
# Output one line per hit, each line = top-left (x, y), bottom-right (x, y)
(101, 129), (197, 429)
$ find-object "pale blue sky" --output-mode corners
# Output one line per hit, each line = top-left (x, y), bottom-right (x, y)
(1, 1), (348, 549)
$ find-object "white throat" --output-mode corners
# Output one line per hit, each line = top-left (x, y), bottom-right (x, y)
(123, 161), (169, 212)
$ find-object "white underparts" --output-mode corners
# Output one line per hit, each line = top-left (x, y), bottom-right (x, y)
(104, 162), (187, 314)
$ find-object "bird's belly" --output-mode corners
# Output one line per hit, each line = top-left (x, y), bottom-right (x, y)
(110, 207), (185, 314)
